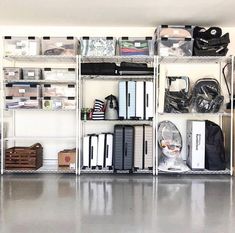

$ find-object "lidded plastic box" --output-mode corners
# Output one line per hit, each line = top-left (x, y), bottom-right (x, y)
(119, 37), (153, 56)
(3, 67), (22, 81)
(23, 68), (41, 80)
(3, 36), (40, 56)
(81, 37), (116, 56)
(156, 38), (193, 56)
(42, 37), (78, 56)
(42, 68), (76, 81)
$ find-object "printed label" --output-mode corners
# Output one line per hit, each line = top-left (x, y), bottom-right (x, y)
(173, 43), (180, 48)
(70, 163), (75, 169)
(28, 72), (35, 77)
(56, 42), (63, 47)
(8, 72), (15, 76)
(19, 89), (26, 93)
(134, 42), (141, 47)
(19, 102), (24, 106)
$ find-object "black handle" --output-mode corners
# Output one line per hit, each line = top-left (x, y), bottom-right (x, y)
(128, 93), (130, 107)
(146, 94), (149, 107)
(125, 143), (128, 156)
(145, 141), (148, 155)
(91, 146), (93, 159)
(106, 145), (109, 158)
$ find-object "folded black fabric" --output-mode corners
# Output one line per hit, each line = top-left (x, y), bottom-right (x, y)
(81, 63), (117, 75)
(117, 62), (153, 75)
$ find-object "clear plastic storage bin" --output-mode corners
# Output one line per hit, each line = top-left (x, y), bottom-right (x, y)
(41, 37), (78, 56)
(3, 36), (40, 56)
(3, 67), (22, 81)
(81, 37), (116, 56)
(5, 84), (41, 98)
(155, 25), (194, 39)
(42, 84), (76, 97)
(42, 97), (76, 110)
(42, 68), (76, 81)
(119, 37), (153, 56)
(5, 97), (41, 109)
(156, 38), (193, 56)
(23, 68), (41, 80)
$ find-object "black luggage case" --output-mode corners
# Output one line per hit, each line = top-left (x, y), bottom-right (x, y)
(113, 125), (134, 170)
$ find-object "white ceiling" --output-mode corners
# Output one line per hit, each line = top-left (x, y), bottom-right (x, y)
(0, 0), (234, 27)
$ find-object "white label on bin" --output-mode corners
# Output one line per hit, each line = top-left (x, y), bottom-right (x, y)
(56, 42), (63, 47)
(8, 72), (15, 76)
(28, 72), (35, 77)
(57, 73), (63, 77)
(55, 101), (62, 107)
(134, 42), (141, 47)
(29, 42), (37, 55)
(70, 163), (75, 169)
(19, 102), (24, 106)
(173, 43), (180, 48)
(16, 41), (23, 47)
(160, 48), (169, 56)
(19, 89), (26, 93)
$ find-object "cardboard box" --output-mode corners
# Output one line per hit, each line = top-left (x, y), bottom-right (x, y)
(58, 149), (76, 169)
(186, 120), (205, 170)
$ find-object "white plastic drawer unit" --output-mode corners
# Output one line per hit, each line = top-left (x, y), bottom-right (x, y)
(81, 37), (116, 56)
(3, 67), (22, 81)
(42, 97), (76, 110)
(3, 36), (40, 56)
(42, 68), (76, 81)
(5, 97), (41, 109)
(41, 37), (78, 56)
(156, 38), (193, 56)
(23, 68), (42, 80)
(118, 37), (153, 56)
(42, 84), (76, 98)
(156, 25), (194, 39)
(5, 83), (41, 98)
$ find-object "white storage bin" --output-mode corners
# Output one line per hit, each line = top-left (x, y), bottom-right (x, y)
(22, 68), (41, 80)
(42, 37), (78, 56)
(42, 84), (76, 97)
(156, 38), (193, 56)
(42, 68), (76, 81)
(81, 37), (116, 56)
(5, 97), (41, 109)
(119, 37), (153, 56)
(155, 25), (194, 39)
(5, 83), (41, 98)
(3, 36), (40, 56)
(3, 67), (22, 81)
(42, 97), (76, 110)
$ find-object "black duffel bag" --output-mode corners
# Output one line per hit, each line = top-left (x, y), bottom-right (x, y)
(205, 120), (226, 170)
(81, 63), (117, 75)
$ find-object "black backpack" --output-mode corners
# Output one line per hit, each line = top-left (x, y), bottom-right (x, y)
(205, 120), (226, 170)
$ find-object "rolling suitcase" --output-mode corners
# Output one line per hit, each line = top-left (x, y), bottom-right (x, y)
(118, 81), (127, 119)
(134, 125), (144, 169)
(133, 125), (153, 170)
(127, 81), (136, 119)
(136, 81), (144, 120)
(83, 136), (90, 168)
(90, 135), (98, 168)
(118, 81), (136, 119)
(144, 125), (153, 169)
(145, 82), (153, 120)
(105, 133), (113, 167)
(113, 125), (134, 170)
(97, 133), (105, 167)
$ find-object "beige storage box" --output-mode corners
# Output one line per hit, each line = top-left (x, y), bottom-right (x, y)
(58, 149), (76, 169)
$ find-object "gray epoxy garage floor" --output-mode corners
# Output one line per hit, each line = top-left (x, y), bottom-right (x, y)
(0, 175), (234, 233)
